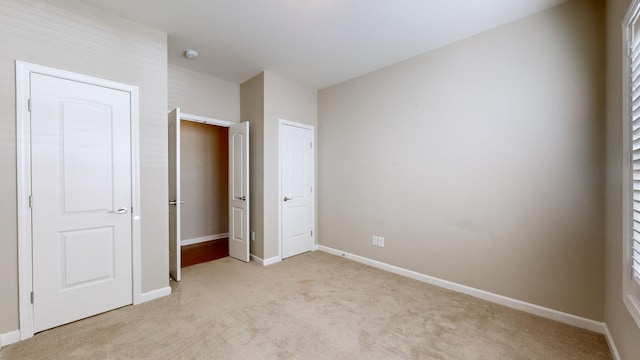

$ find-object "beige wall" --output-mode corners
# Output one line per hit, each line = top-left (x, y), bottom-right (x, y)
(241, 73), (265, 258)
(318, 0), (604, 321)
(0, 0), (169, 333)
(168, 64), (240, 122)
(180, 121), (228, 241)
(606, 0), (640, 358)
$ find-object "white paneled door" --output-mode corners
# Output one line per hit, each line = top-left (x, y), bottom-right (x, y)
(229, 122), (250, 262)
(30, 73), (133, 333)
(280, 122), (314, 259)
(168, 108), (181, 281)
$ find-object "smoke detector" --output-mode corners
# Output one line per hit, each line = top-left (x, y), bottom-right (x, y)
(184, 49), (199, 60)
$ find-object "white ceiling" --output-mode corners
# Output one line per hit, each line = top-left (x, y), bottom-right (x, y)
(81, 0), (566, 89)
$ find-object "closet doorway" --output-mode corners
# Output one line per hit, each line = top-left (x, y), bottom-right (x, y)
(180, 120), (228, 267)
(168, 108), (250, 281)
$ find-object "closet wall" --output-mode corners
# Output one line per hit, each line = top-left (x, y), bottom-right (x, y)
(180, 121), (229, 242)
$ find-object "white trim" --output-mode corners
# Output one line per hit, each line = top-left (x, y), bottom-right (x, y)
(312, 244), (319, 251)
(15, 61), (142, 338)
(130, 83), (142, 306)
(0, 330), (20, 348)
(623, 294), (640, 327)
(16, 61), (34, 340)
(603, 324), (622, 360)
(139, 286), (172, 303)
(250, 254), (264, 265)
(318, 245), (606, 334)
(250, 254), (282, 266)
(181, 112), (235, 127)
(181, 233), (229, 247)
(263, 256), (282, 266)
(278, 119), (315, 261)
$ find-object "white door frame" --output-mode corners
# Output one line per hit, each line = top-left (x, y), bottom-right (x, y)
(278, 119), (315, 260)
(180, 112), (235, 128)
(16, 61), (141, 340)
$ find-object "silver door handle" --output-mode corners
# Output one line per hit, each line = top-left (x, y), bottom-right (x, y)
(283, 197), (293, 201)
(169, 200), (186, 205)
(235, 196), (246, 201)
(112, 207), (128, 214)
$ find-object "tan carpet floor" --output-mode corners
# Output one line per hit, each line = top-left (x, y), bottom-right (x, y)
(0, 251), (611, 359)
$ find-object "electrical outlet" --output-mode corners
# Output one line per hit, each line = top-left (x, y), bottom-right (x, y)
(372, 235), (385, 247)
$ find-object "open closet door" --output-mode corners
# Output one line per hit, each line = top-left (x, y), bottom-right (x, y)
(229, 121), (250, 262)
(168, 108), (181, 281)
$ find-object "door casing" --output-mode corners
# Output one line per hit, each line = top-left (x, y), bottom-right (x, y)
(16, 61), (141, 340)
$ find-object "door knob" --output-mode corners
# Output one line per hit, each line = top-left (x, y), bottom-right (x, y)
(112, 207), (128, 214)
(169, 200), (186, 205)
(235, 196), (246, 201)
(283, 197), (292, 201)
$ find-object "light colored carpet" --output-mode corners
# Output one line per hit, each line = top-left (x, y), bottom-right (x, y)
(0, 251), (611, 359)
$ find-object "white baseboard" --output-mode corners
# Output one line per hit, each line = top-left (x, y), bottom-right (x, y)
(0, 330), (20, 348)
(139, 286), (171, 303)
(312, 244), (319, 251)
(250, 254), (263, 265)
(181, 233), (229, 247)
(603, 324), (621, 360)
(318, 245), (606, 334)
(263, 256), (281, 266)
(250, 254), (282, 266)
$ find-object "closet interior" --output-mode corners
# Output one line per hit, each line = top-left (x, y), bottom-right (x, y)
(180, 120), (230, 267)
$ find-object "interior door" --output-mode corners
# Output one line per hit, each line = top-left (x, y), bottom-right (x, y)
(281, 123), (314, 259)
(168, 108), (181, 281)
(31, 73), (132, 332)
(229, 122), (250, 262)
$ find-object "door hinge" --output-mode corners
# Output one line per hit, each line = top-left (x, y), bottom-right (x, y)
(30, 291), (34, 304)
(28, 99), (32, 112)
(310, 186), (313, 193)
(310, 142), (313, 149)
(28, 195), (32, 208)
(310, 230), (313, 237)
